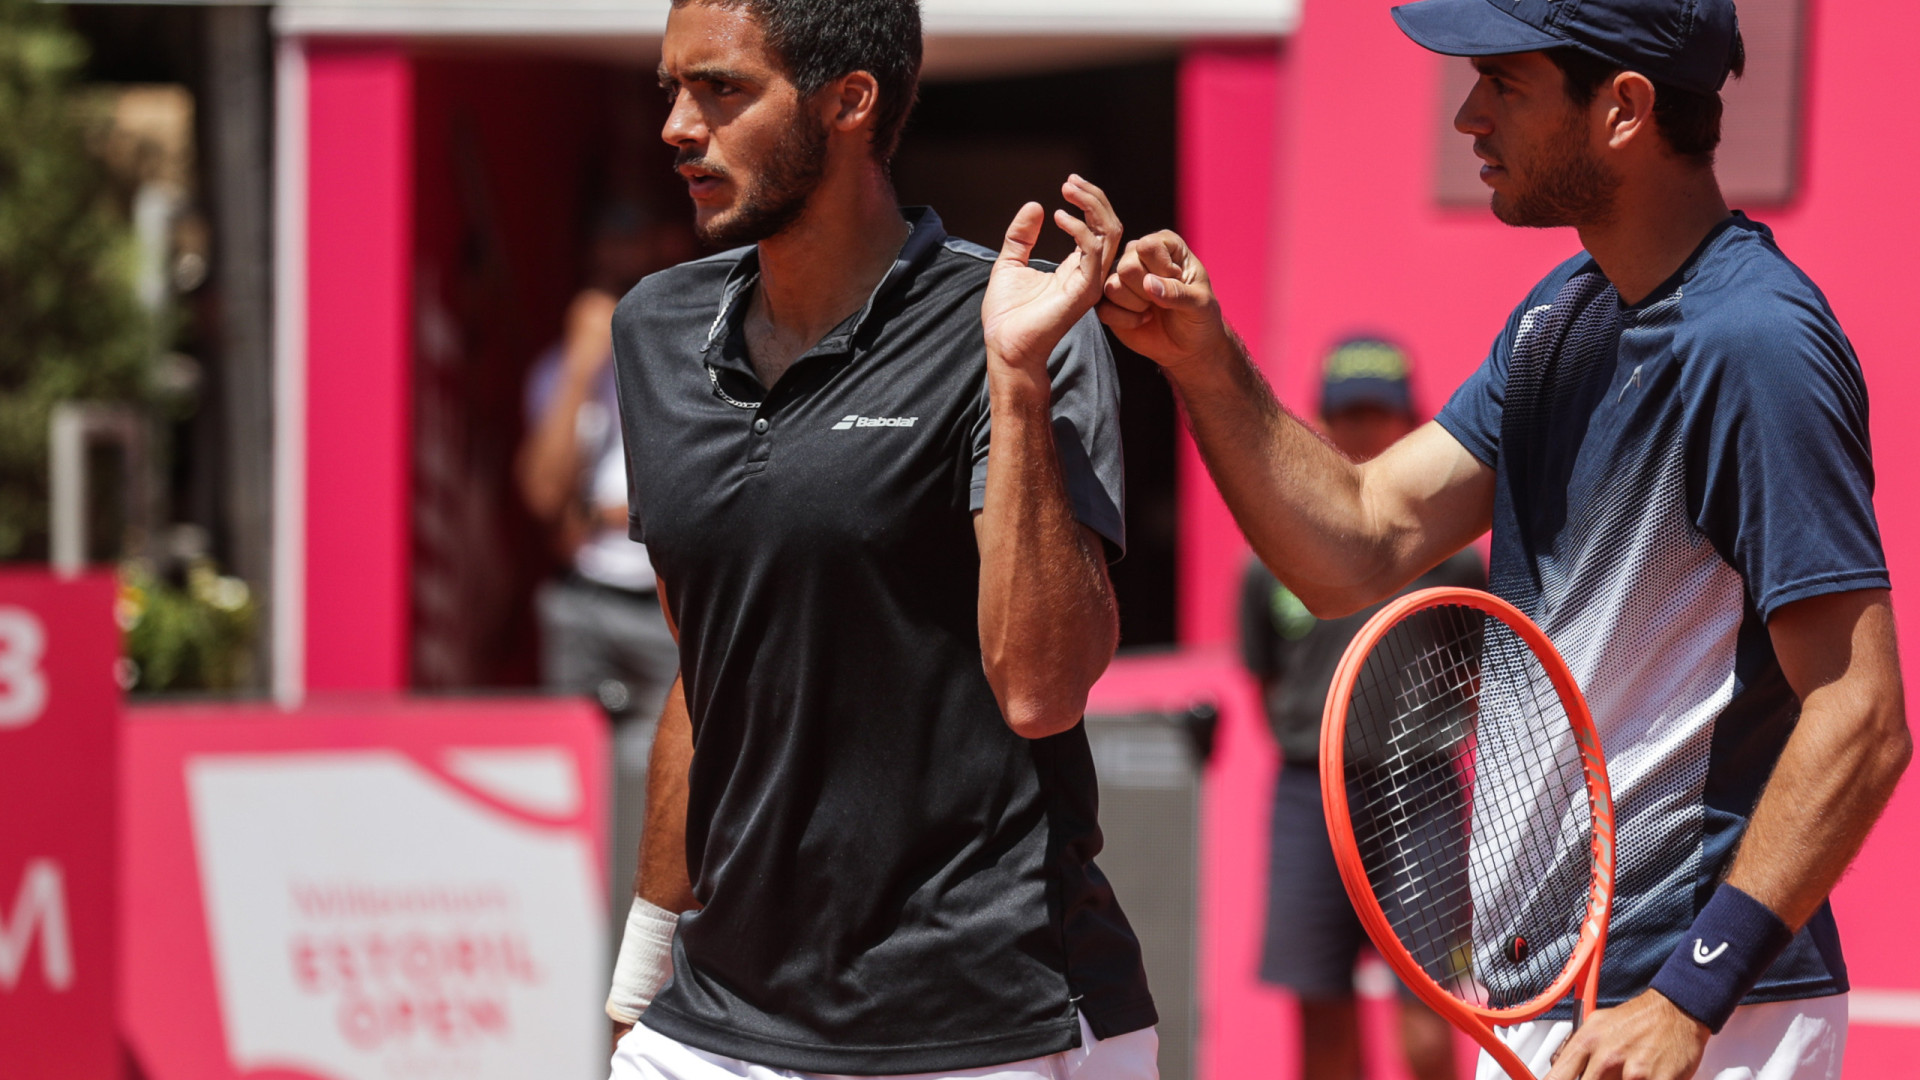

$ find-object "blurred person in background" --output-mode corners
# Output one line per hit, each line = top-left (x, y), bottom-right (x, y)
(1239, 338), (1480, 1080)
(516, 202), (692, 926)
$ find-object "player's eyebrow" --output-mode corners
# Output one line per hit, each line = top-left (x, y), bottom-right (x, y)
(1470, 57), (1520, 81)
(658, 63), (758, 86)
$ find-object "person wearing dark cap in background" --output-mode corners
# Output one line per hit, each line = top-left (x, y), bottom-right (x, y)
(1241, 338), (1481, 1080)
(1103, 0), (1907, 1076)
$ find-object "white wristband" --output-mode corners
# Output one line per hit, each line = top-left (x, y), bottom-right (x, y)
(606, 897), (679, 1024)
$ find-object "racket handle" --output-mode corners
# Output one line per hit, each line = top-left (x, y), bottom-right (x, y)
(1576, 919), (1608, 1027)
(1575, 957), (1601, 1027)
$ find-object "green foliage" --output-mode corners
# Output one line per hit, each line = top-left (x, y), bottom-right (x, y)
(0, 0), (153, 560)
(119, 559), (256, 692)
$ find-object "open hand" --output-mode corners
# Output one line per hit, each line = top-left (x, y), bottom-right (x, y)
(1545, 990), (1709, 1080)
(1098, 231), (1229, 373)
(980, 175), (1123, 378)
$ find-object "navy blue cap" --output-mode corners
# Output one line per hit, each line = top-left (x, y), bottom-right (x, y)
(1320, 338), (1414, 417)
(1391, 0), (1739, 95)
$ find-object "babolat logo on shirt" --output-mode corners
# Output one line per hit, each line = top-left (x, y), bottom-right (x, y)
(831, 415), (918, 430)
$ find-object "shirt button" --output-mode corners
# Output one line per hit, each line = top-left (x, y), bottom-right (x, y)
(753, 418), (770, 434)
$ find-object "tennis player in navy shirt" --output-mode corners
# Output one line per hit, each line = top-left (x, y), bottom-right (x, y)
(1100, 0), (1909, 1077)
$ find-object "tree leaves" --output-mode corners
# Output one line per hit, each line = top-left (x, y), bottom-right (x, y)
(0, 0), (153, 560)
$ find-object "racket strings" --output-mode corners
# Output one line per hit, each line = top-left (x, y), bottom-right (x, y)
(1342, 604), (1596, 1011)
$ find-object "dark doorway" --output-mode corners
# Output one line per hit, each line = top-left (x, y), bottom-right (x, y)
(898, 60), (1181, 648)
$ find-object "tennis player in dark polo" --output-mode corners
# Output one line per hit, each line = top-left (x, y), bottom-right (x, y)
(600, 1), (1158, 1078)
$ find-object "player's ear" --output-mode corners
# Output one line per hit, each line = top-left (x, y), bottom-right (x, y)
(1603, 70), (1656, 152)
(824, 70), (881, 136)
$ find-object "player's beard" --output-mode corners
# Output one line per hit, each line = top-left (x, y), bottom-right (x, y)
(1488, 108), (1620, 229)
(681, 113), (830, 249)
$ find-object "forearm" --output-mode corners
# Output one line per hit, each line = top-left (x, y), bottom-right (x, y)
(609, 591), (691, 1040)
(1167, 335), (1420, 616)
(518, 369), (595, 522)
(976, 367), (1118, 740)
(635, 674), (698, 911)
(1629, 597), (1906, 1046)
(1726, 671), (1910, 929)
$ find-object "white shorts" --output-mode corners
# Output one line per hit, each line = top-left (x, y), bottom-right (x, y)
(611, 1013), (1159, 1080)
(1474, 995), (1847, 1080)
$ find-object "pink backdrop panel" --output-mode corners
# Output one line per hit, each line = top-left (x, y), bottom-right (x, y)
(0, 572), (119, 1080)
(1767, 0), (1920, 1067)
(120, 698), (609, 1080)
(1177, 45), (1283, 649)
(1265, 0), (1577, 423)
(305, 46), (416, 692)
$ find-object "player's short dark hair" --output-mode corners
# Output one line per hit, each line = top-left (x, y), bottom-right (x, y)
(672, 0), (922, 163)
(1546, 31), (1746, 166)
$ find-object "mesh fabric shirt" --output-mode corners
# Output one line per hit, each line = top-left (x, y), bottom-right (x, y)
(1434, 214), (1886, 1012)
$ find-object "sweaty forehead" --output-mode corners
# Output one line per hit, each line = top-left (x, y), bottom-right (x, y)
(661, 2), (779, 78)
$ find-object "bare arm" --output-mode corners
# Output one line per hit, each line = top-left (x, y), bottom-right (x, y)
(518, 290), (618, 522)
(973, 504), (1117, 739)
(975, 176), (1123, 739)
(636, 672), (697, 912)
(1727, 589), (1910, 925)
(1098, 232), (1493, 617)
(612, 580), (696, 1049)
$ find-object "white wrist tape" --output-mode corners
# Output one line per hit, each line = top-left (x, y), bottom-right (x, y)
(606, 897), (680, 1024)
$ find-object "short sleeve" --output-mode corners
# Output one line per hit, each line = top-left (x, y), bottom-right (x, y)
(609, 296), (648, 543)
(1688, 313), (1889, 620)
(968, 312), (1128, 557)
(1433, 303), (1529, 469)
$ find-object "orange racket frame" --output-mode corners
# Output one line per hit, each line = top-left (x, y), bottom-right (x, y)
(1319, 587), (1616, 1080)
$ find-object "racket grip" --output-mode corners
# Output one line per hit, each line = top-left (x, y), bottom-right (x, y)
(1574, 918), (1607, 1029)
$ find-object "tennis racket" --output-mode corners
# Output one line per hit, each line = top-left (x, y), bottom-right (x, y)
(1319, 586), (1615, 1080)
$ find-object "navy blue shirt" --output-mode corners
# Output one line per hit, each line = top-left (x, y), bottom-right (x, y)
(1435, 214), (1886, 1009)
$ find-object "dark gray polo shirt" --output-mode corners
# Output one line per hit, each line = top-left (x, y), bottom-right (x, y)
(610, 207), (1155, 1074)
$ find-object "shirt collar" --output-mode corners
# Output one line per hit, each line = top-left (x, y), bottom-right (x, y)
(701, 206), (950, 357)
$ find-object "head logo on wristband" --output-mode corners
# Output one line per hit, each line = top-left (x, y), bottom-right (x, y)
(1692, 939), (1730, 966)
(1649, 883), (1794, 1033)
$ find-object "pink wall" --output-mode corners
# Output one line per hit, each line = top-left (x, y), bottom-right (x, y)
(305, 47), (415, 692)
(1757, 0), (1920, 1070)
(1176, 45), (1283, 648)
(1263, 3), (1575, 420)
